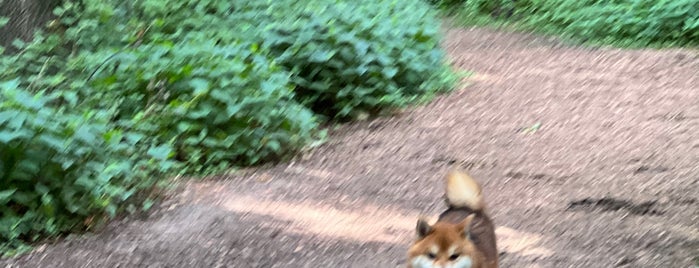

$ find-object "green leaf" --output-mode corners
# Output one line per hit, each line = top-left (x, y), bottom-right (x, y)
(106, 204), (117, 218)
(309, 50), (334, 63)
(189, 78), (210, 95)
(0, 17), (9, 28)
(10, 191), (33, 204)
(0, 189), (16, 204)
(38, 134), (66, 150)
(0, 131), (28, 143)
(147, 145), (172, 160)
(0, 78), (21, 90)
(14, 90), (41, 109)
(11, 39), (25, 49)
(188, 108), (211, 119)
(353, 40), (370, 55)
(266, 139), (281, 152)
(382, 67), (398, 78)
(74, 176), (95, 189)
(225, 104), (243, 117)
(74, 125), (98, 144)
(40, 195), (56, 216)
(142, 198), (155, 211)
(35, 184), (50, 195)
(124, 132), (145, 144)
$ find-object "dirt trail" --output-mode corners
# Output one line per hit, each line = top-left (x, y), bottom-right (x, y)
(3, 27), (699, 268)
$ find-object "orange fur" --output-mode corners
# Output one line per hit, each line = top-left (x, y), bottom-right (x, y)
(407, 169), (498, 268)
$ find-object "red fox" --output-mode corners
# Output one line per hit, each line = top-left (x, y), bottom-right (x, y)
(408, 169), (498, 268)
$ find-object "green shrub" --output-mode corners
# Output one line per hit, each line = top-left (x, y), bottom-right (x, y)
(241, 0), (456, 119)
(92, 40), (319, 174)
(452, 0), (699, 47)
(4, 0), (321, 175)
(0, 0), (455, 255)
(0, 0), (318, 254)
(0, 80), (173, 256)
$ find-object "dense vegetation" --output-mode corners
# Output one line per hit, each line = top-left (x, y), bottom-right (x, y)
(439, 0), (699, 47)
(0, 0), (456, 256)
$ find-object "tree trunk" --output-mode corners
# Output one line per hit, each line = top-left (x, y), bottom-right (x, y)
(0, 0), (61, 53)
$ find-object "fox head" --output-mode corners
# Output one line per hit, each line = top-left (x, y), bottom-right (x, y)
(407, 215), (484, 268)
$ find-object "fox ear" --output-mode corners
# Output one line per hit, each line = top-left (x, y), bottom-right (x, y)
(416, 218), (432, 238)
(457, 214), (476, 239)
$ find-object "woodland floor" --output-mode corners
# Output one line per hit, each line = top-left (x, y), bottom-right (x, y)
(3, 26), (699, 268)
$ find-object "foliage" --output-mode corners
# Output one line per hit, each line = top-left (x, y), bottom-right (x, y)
(443, 0), (699, 47)
(426, 0), (470, 10)
(238, 0), (457, 119)
(0, 79), (174, 256)
(0, 0), (314, 254)
(0, 0), (455, 255)
(5, 0), (323, 173)
(107, 41), (319, 173)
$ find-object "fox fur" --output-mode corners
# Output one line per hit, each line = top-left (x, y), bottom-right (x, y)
(407, 169), (498, 268)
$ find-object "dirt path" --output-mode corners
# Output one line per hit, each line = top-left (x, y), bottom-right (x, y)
(3, 27), (699, 268)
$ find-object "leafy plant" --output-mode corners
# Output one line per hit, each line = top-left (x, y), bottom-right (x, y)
(0, 0), (455, 256)
(0, 0), (317, 254)
(0, 79), (173, 257)
(446, 0), (699, 47)
(239, 0), (457, 119)
(91, 40), (320, 174)
(4, 0), (322, 175)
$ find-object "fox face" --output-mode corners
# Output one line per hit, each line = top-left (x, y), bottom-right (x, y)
(408, 215), (484, 268)
(408, 170), (497, 268)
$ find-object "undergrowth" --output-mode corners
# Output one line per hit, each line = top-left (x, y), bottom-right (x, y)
(441, 0), (699, 48)
(0, 0), (456, 256)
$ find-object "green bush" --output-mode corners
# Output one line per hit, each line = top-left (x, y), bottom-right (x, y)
(241, 0), (456, 119)
(0, 80), (173, 256)
(96, 41), (319, 174)
(4, 0), (321, 174)
(451, 0), (699, 47)
(0, 0), (455, 255)
(0, 0), (317, 254)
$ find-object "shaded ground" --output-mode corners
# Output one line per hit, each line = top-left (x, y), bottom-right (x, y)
(3, 26), (699, 267)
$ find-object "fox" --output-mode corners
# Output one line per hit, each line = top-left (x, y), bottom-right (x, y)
(408, 169), (498, 268)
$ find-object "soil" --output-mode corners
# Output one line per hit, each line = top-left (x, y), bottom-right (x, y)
(3, 26), (699, 268)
